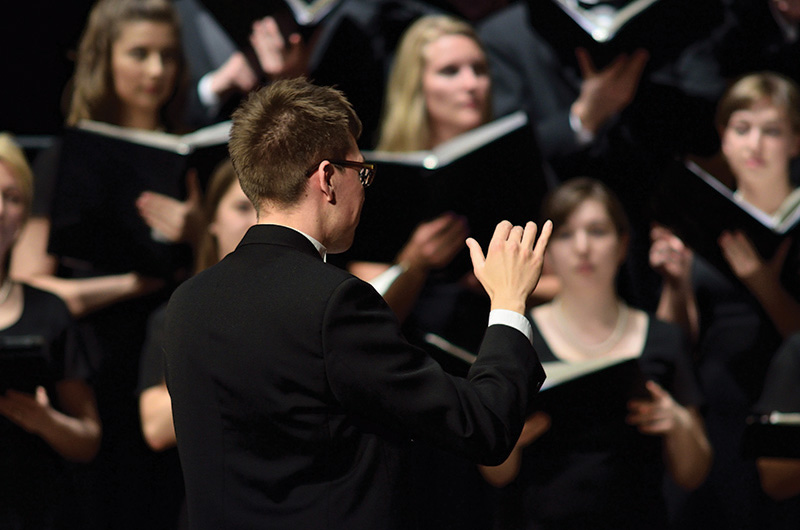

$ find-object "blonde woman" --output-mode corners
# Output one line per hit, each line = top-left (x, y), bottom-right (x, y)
(352, 15), (549, 530)
(352, 14), (557, 325)
(10, 2), (198, 527)
(376, 14), (492, 152)
(0, 133), (101, 529)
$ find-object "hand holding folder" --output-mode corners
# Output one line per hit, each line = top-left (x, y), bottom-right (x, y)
(534, 356), (650, 444)
(136, 169), (205, 245)
(0, 335), (48, 395)
(652, 159), (800, 299)
(341, 112), (549, 280)
(48, 120), (231, 277)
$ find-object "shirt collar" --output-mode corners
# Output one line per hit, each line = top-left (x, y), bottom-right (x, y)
(262, 223), (327, 261)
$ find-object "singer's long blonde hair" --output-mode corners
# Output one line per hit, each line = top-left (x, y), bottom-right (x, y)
(376, 15), (492, 152)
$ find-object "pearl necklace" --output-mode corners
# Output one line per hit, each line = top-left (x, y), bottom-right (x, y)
(0, 278), (13, 306)
(552, 298), (629, 356)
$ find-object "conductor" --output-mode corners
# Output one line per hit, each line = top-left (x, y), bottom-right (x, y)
(163, 77), (552, 530)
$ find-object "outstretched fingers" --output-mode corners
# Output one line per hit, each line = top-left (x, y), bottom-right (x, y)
(492, 219), (513, 242)
(466, 237), (485, 269)
(531, 220), (552, 260)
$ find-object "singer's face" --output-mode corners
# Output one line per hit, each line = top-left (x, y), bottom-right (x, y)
(422, 34), (490, 146)
(722, 99), (800, 184)
(111, 20), (180, 125)
(0, 161), (27, 257)
(546, 199), (627, 289)
(209, 180), (257, 261)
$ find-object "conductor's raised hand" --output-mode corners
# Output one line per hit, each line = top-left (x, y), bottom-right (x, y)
(466, 220), (552, 314)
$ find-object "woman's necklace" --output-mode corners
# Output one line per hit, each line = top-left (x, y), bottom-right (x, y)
(552, 297), (629, 356)
(0, 278), (14, 306)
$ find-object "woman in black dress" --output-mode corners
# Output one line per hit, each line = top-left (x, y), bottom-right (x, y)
(0, 132), (101, 529)
(651, 71), (800, 529)
(9, 2), (199, 527)
(481, 177), (711, 530)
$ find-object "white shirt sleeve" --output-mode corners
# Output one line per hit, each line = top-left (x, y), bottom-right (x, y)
(569, 110), (596, 146)
(366, 263), (408, 295)
(197, 71), (222, 111)
(488, 309), (533, 345)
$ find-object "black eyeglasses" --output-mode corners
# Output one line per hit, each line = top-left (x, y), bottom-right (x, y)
(305, 159), (376, 188)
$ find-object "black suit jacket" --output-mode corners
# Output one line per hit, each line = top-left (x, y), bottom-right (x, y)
(164, 224), (544, 529)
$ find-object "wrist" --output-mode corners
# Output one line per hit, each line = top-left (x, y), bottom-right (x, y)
(394, 249), (432, 274)
(741, 270), (781, 296)
(663, 274), (692, 294)
(31, 405), (57, 437)
(570, 101), (600, 137)
(569, 107), (596, 145)
(198, 72), (223, 108)
(668, 405), (692, 436)
(489, 298), (526, 315)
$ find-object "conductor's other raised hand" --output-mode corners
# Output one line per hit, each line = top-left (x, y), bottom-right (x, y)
(466, 220), (552, 314)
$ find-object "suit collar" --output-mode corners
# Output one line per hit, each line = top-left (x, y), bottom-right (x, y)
(238, 224), (325, 260)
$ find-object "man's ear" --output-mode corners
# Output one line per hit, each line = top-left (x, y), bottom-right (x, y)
(311, 161), (337, 203)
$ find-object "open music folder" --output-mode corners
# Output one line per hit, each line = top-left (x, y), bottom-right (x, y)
(0, 335), (48, 394)
(48, 120), (231, 278)
(423, 332), (648, 429)
(652, 158), (800, 298)
(552, 0), (662, 42)
(336, 111), (550, 280)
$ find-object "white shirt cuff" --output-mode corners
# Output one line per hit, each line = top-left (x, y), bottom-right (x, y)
(368, 263), (407, 295)
(488, 309), (533, 345)
(569, 111), (596, 146)
(198, 71), (222, 110)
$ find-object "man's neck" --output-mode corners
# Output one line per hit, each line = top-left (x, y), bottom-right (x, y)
(258, 207), (329, 258)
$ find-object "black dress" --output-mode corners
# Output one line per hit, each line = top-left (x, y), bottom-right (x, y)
(135, 304), (187, 530)
(745, 334), (800, 529)
(501, 315), (701, 530)
(669, 257), (787, 530)
(0, 284), (88, 529)
(32, 139), (178, 530)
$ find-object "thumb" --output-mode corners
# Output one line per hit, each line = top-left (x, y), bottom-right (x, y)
(645, 380), (668, 401)
(35, 386), (50, 406)
(575, 47), (596, 78)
